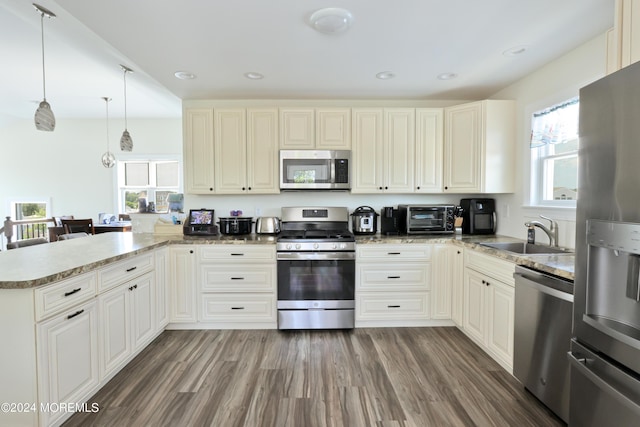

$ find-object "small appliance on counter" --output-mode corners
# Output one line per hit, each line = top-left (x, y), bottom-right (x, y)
(380, 206), (401, 235)
(459, 198), (496, 235)
(218, 216), (253, 235)
(255, 217), (281, 234)
(183, 208), (218, 236)
(398, 204), (457, 234)
(350, 206), (378, 235)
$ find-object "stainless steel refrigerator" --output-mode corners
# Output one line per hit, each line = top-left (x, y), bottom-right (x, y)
(570, 61), (640, 425)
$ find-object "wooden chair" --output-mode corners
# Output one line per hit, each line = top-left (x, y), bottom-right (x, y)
(7, 237), (48, 249)
(57, 232), (89, 240)
(118, 214), (131, 221)
(61, 218), (94, 235)
(52, 215), (74, 227)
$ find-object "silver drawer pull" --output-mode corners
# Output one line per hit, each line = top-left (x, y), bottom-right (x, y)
(64, 288), (82, 297)
(231, 277), (245, 280)
(126, 266), (137, 272)
(387, 276), (401, 279)
(231, 307), (245, 310)
(387, 305), (401, 308)
(67, 309), (84, 320)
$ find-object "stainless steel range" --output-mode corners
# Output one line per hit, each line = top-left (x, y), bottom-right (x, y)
(276, 206), (355, 330)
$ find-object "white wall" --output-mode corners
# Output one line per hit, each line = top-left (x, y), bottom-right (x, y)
(0, 118), (182, 221)
(489, 33), (608, 248)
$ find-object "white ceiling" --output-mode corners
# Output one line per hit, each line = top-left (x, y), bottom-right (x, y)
(0, 0), (614, 121)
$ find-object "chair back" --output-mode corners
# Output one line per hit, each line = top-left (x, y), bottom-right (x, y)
(61, 218), (94, 234)
(57, 232), (89, 240)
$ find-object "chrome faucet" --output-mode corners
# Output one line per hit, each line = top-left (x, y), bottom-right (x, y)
(524, 215), (559, 247)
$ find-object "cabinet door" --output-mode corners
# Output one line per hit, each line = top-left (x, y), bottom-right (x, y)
(99, 284), (131, 379)
(280, 108), (315, 148)
(384, 108), (415, 192)
(352, 108), (384, 193)
(215, 109), (247, 193)
(431, 245), (453, 320)
(37, 301), (99, 427)
(415, 108), (443, 192)
(130, 272), (156, 351)
(451, 247), (465, 327)
(487, 279), (515, 367)
(463, 268), (487, 343)
(170, 246), (197, 323)
(316, 108), (351, 149)
(184, 108), (215, 193)
(155, 248), (170, 330)
(444, 102), (482, 192)
(247, 108), (279, 193)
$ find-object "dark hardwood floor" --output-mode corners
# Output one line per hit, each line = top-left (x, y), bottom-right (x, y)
(63, 327), (563, 427)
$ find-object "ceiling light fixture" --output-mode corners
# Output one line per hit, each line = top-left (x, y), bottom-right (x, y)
(244, 72), (264, 80)
(309, 8), (354, 34)
(437, 72), (458, 80)
(503, 45), (529, 56)
(174, 71), (196, 80)
(101, 97), (115, 168)
(33, 3), (56, 132)
(376, 71), (395, 80)
(119, 64), (133, 152)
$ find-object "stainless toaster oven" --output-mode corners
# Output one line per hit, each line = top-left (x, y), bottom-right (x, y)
(397, 204), (456, 234)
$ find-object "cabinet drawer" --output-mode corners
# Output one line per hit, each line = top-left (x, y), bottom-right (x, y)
(200, 294), (276, 322)
(200, 265), (276, 292)
(357, 244), (431, 261)
(357, 263), (430, 291)
(356, 292), (430, 320)
(199, 245), (276, 262)
(98, 252), (155, 293)
(35, 272), (97, 321)
(465, 250), (515, 286)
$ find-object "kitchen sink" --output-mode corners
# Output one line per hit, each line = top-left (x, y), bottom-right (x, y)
(480, 242), (571, 254)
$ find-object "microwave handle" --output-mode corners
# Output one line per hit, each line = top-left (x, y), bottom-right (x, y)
(492, 211), (497, 233)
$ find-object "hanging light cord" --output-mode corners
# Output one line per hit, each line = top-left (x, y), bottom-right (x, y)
(123, 69), (128, 130)
(39, 12), (47, 101)
(105, 98), (111, 150)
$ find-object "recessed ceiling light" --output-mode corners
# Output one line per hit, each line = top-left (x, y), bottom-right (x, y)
(437, 73), (458, 80)
(309, 8), (354, 34)
(174, 71), (196, 80)
(503, 45), (529, 56)
(376, 71), (395, 80)
(244, 72), (264, 80)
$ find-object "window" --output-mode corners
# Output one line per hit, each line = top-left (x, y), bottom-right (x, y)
(117, 159), (181, 213)
(10, 200), (50, 240)
(530, 98), (579, 207)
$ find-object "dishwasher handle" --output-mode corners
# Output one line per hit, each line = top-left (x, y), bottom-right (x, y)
(514, 272), (574, 303)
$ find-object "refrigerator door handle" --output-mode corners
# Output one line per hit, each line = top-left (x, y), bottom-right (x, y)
(568, 351), (640, 416)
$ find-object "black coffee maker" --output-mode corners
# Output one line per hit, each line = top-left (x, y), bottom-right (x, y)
(380, 206), (401, 235)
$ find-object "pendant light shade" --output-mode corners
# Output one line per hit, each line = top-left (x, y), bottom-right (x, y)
(119, 65), (133, 151)
(33, 3), (56, 132)
(101, 97), (115, 168)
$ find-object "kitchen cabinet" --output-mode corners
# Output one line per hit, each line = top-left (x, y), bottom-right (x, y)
(99, 271), (155, 381)
(198, 245), (276, 328)
(608, 0), (640, 73)
(214, 108), (279, 194)
(356, 244), (432, 326)
(352, 108), (415, 193)
(280, 108), (351, 149)
(184, 108), (215, 194)
(415, 108), (444, 192)
(169, 246), (197, 323)
(155, 247), (170, 330)
(462, 249), (515, 372)
(430, 244), (461, 320)
(443, 100), (515, 193)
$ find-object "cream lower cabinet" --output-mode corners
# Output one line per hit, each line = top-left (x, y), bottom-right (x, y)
(99, 271), (156, 381)
(462, 250), (515, 372)
(431, 244), (465, 320)
(356, 244), (432, 327)
(198, 245), (276, 328)
(155, 247), (170, 330)
(169, 245), (197, 323)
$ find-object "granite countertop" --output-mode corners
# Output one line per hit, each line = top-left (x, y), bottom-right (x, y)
(0, 232), (574, 289)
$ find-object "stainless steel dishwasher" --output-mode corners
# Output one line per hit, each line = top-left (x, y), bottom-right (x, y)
(513, 265), (574, 423)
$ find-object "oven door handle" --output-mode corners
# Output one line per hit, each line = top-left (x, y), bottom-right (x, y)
(277, 252), (355, 261)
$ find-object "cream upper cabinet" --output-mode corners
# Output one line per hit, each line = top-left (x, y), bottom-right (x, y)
(415, 108), (444, 192)
(214, 108), (279, 194)
(608, 0), (640, 73)
(280, 108), (351, 149)
(184, 108), (215, 194)
(444, 100), (515, 193)
(280, 108), (315, 148)
(352, 108), (415, 193)
(316, 108), (351, 149)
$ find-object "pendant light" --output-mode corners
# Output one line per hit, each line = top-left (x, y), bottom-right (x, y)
(119, 64), (134, 151)
(33, 3), (56, 132)
(101, 97), (115, 168)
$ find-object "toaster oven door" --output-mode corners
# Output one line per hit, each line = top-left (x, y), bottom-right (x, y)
(407, 207), (448, 233)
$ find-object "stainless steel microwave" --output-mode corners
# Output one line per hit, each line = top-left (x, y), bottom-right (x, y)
(398, 204), (457, 234)
(280, 150), (351, 190)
